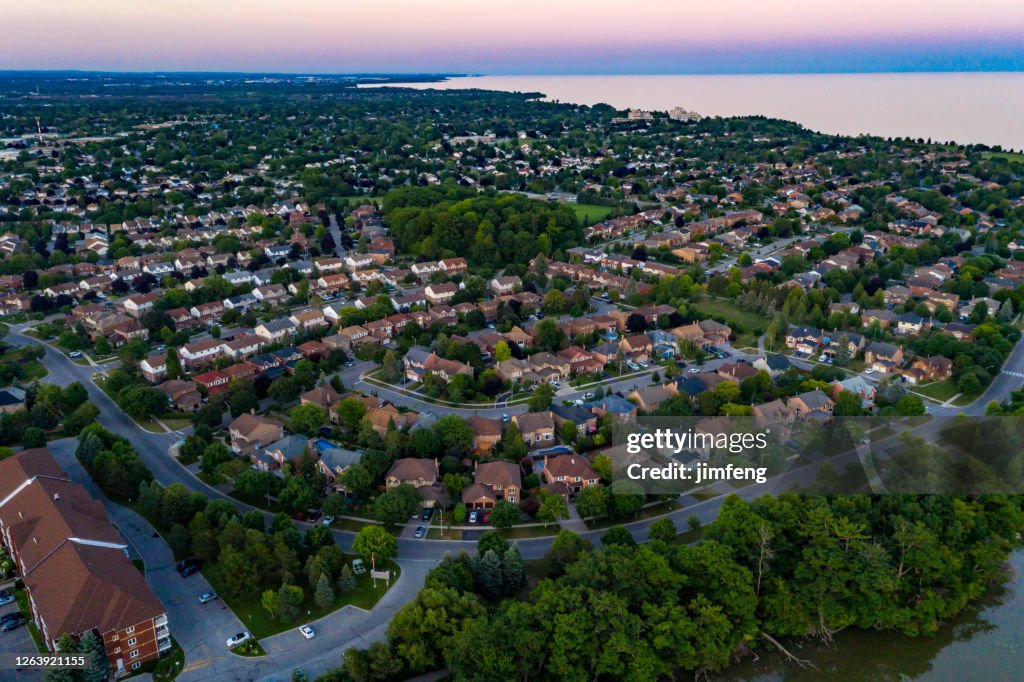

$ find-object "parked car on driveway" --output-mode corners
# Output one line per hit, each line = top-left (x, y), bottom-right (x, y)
(414, 526), (426, 538)
(198, 591), (218, 604)
(321, 515), (335, 526)
(0, 590), (14, 606)
(180, 564), (200, 578)
(420, 507), (433, 521)
(226, 632), (252, 648)
(468, 510), (478, 524)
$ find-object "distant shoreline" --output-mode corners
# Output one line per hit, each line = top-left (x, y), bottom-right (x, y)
(370, 72), (1024, 151)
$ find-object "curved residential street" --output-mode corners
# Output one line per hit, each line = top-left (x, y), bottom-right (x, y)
(8, 320), (1024, 681)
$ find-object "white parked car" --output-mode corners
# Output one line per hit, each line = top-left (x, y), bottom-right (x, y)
(299, 625), (315, 640)
(321, 515), (335, 526)
(864, 368), (875, 374)
(638, 360), (649, 369)
(198, 591), (218, 604)
(226, 632), (252, 648)
(68, 351), (83, 358)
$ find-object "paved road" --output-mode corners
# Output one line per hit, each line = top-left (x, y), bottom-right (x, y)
(327, 214), (348, 259)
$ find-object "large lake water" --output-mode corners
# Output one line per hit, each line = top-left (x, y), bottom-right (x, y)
(369, 73), (1024, 152)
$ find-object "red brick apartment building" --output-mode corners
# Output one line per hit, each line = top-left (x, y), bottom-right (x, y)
(0, 448), (170, 675)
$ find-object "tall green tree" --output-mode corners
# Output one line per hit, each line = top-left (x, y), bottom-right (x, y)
(315, 572), (336, 610)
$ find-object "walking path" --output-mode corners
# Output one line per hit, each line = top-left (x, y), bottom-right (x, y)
(559, 503), (588, 533)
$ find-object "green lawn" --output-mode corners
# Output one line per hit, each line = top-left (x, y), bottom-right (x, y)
(570, 202), (615, 226)
(427, 527), (462, 540)
(501, 523), (559, 539)
(212, 558), (400, 640)
(22, 360), (48, 382)
(161, 416), (194, 430)
(0, 346), (48, 386)
(230, 639), (266, 657)
(228, 489), (288, 515)
(693, 297), (768, 334)
(332, 517), (399, 535)
(583, 500), (683, 531)
(913, 379), (961, 403)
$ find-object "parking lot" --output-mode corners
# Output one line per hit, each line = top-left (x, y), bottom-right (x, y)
(0, 592), (43, 682)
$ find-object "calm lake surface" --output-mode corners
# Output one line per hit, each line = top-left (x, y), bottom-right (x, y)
(371, 73), (1024, 152)
(721, 548), (1024, 681)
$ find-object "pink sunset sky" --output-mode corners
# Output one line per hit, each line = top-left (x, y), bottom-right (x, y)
(3, 0), (1023, 73)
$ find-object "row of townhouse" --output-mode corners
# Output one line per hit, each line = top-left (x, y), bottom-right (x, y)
(0, 449), (171, 675)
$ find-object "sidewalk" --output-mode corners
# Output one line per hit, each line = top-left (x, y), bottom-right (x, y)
(558, 503), (588, 533)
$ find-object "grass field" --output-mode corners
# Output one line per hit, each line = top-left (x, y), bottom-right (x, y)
(214, 558), (400, 640)
(570, 202), (615, 226)
(694, 297), (768, 333)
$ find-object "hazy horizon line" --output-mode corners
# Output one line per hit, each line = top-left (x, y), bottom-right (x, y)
(2, 68), (1024, 77)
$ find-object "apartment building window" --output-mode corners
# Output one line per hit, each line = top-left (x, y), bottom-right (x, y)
(132, 662), (141, 671)
(130, 650), (139, 659)
(125, 626), (135, 634)
(127, 638), (137, 646)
